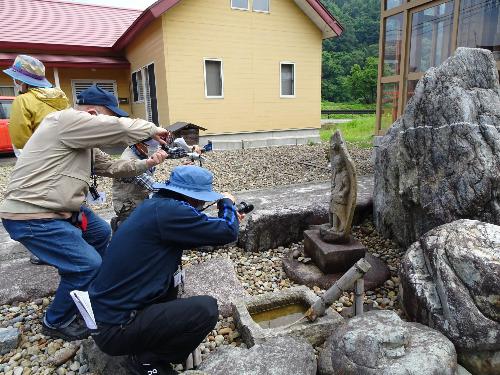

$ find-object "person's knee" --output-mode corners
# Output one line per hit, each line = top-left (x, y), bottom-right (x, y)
(80, 252), (102, 274)
(192, 296), (218, 328)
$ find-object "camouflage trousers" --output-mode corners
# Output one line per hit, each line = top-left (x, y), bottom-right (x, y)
(110, 199), (139, 234)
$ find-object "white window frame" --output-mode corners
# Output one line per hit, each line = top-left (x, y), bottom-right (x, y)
(231, 0), (249, 11)
(280, 61), (296, 98)
(71, 80), (118, 105)
(253, 0), (270, 13)
(204, 58), (224, 99)
(131, 69), (145, 104)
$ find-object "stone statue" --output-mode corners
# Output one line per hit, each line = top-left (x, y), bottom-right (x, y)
(320, 130), (357, 243)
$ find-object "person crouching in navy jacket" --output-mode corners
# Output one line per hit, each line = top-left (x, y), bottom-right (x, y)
(88, 165), (242, 375)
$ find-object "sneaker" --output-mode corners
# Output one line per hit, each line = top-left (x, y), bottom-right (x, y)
(126, 355), (179, 375)
(30, 254), (47, 265)
(42, 318), (90, 341)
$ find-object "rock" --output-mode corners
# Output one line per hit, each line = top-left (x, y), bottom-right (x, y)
(374, 47), (500, 247)
(399, 220), (500, 375)
(78, 339), (128, 375)
(198, 336), (317, 375)
(0, 256), (60, 305)
(183, 258), (249, 317)
(319, 310), (459, 374)
(0, 327), (19, 355)
(48, 346), (80, 367)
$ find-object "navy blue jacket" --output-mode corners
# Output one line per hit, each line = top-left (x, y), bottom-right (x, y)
(89, 196), (238, 325)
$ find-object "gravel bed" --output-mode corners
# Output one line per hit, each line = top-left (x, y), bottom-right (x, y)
(0, 143), (381, 374)
(0, 143), (373, 211)
(0, 217), (403, 374)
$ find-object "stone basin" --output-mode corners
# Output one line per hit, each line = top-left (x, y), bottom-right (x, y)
(233, 286), (344, 347)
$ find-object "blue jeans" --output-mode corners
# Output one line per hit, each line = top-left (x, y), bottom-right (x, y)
(2, 206), (111, 327)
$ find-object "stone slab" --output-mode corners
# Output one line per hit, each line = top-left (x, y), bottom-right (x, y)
(198, 336), (317, 375)
(182, 258), (249, 317)
(283, 252), (390, 291)
(303, 230), (366, 274)
(0, 257), (59, 305)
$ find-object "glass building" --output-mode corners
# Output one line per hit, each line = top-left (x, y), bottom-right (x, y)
(376, 0), (500, 133)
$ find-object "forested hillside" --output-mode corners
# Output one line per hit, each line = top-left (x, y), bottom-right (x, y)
(321, 0), (381, 103)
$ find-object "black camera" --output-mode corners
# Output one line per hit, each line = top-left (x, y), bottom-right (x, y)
(236, 202), (254, 214)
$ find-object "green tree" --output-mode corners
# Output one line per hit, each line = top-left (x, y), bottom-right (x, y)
(346, 57), (378, 104)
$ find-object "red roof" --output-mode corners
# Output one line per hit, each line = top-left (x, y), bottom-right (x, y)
(0, 52), (130, 68)
(0, 0), (141, 52)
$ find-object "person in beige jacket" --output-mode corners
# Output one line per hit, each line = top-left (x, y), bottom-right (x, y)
(0, 85), (170, 341)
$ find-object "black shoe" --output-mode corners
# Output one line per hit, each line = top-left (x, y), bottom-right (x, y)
(30, 255), (47, 265)
(42, 318), (90, 341)
(126, 355), (179, 375)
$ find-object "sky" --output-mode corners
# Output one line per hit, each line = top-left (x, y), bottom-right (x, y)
(66, 0), (158, 10)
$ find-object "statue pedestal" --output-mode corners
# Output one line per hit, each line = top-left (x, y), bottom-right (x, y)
(303, 229), (366, 274)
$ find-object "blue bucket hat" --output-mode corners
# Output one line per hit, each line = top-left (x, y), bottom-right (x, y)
(3, 55), (52, 88)
(153, 165), (223, 202)
(76, 84), (128, 117)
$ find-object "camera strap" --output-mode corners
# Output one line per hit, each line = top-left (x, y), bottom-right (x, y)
(89, 149), (99, 200)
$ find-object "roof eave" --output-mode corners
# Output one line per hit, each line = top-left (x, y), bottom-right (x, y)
(0, 41), (115, 54)
(300, 0), (344, 38)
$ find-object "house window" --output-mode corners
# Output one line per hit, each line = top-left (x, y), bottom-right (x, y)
(231, 0), (248, 10)
(71, 80), (118, 105)
(0, 86), (15, 96)
(132, 70), (144, 103)
(253, 0), (269, 12)
(280, 62), (295, 97)
(204, 59), (224, 98)
(132, 64), (158, 124)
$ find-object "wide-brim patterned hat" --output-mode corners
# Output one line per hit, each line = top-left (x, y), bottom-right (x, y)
(3, 55), (52, 88)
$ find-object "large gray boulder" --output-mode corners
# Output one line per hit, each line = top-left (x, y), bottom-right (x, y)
(374, 47), (500, 247)
(399, 220), (500, 375)
(318, 310), (459, 375)
(198, 336), (317, 375)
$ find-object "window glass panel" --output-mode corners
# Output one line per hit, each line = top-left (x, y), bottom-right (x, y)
(205, 60), (223, 97)
(383, 13), (404, 76)
(231, 0), (248, 9)
(253, 0), (269, 12)
(381, 82), (399, 130)
(281, 63), (295, 96)
(409, 1), (455, 73)
(458, 0), (500, 61)
(0, 99), (13, 119)
(406, 80), (419, 101)
(386, 0), (404, 10)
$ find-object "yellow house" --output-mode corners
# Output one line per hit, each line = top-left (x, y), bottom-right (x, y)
(0, 0), (342, 148)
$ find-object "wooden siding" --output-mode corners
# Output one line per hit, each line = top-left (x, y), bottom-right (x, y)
(0, 67), (131, 115)
(162, 0), (323, 134)
(125, 17), (169, 126)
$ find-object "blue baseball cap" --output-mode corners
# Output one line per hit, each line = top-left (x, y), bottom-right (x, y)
(153, 165), (224, 202)
(76, 84), (128, 117)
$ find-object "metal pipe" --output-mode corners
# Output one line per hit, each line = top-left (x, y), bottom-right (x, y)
(354, 278), (364, 316)
(306, 258), (371, 321)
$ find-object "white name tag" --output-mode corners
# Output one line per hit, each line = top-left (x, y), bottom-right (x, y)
(86, 191), (106, 205)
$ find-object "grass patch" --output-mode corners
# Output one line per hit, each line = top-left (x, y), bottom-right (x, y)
(320, 115), (375, 149)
